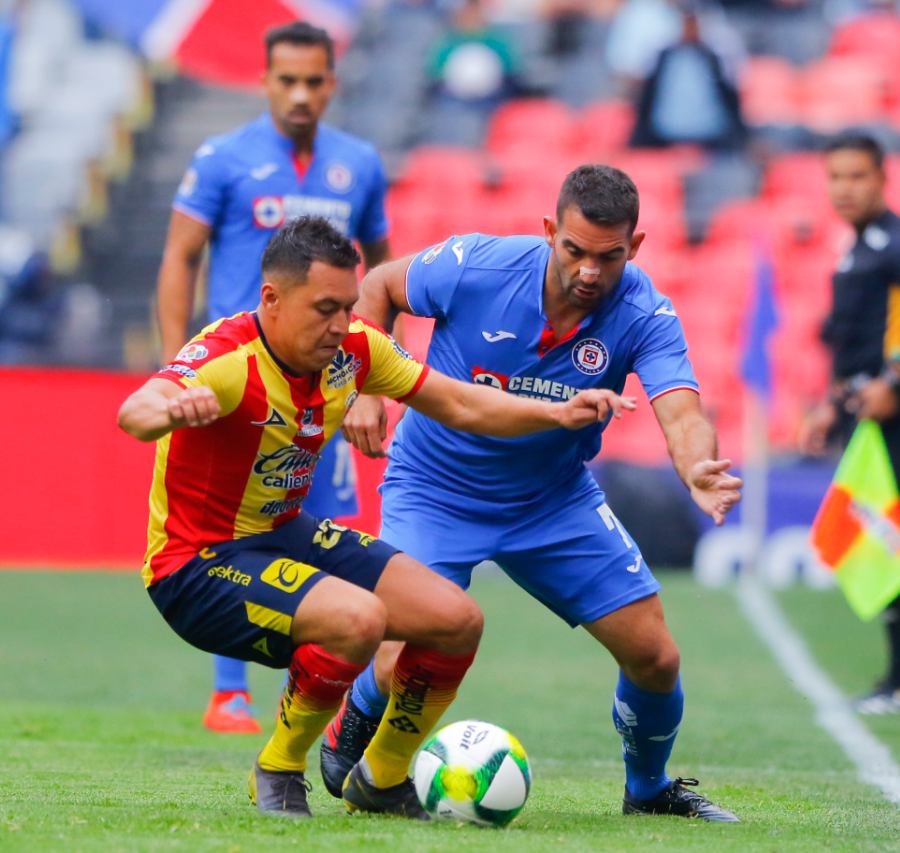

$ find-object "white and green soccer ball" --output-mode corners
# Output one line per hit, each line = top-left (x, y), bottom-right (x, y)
(413, 720), (532, 827)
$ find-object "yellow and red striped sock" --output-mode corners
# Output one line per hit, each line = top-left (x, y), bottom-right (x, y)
(362, 646), (476, 787)
(258, 644), (365, 773)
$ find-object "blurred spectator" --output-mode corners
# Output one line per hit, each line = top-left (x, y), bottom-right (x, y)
(606, 0), (743, 91)
(540, 0), (618, 57)
(0, 12), (17, 147)
(420, 0), (522, 144)
(605, 0), (681, 83)
(427, 0), (520, 105)
(0, 226), (58, 362)
(629, 3), (747, 150)
(824, 0), (900, 21)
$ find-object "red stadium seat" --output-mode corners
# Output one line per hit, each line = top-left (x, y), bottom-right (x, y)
(575, 99), (636, 158)
(485, 98), (580, 158)
(739, 56), (800, 125)
(829, 13), (900, 75)
(797, 57), (887, 131)
(888, 156), (900, 210)
(394, 146), (487, 194)
(707, 195), (845, 259)
(489, 145), (585, 203)
(635, 195), (689, 251)
(762, 153), (829, 202)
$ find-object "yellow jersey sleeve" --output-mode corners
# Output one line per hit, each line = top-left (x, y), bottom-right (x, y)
(357, 320), (429, 401)
(157, 336), (251, 418)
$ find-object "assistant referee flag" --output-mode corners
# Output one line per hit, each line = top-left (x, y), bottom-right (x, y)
(810, 420), (900, 620)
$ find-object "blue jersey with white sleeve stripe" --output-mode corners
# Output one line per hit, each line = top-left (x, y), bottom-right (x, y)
(388, 233), (698, 503)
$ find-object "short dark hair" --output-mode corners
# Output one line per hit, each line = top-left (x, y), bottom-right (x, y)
(262, 217), (360, 284)
(265, 21), (334, 69)
(825, 131), (885, 170)
(556, 165), (640, 233)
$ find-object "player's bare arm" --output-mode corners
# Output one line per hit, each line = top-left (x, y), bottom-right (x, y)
(342, 255), (417, 455)
(156, 211), (211, 362)
(406, 369), (636, 437)
(118, 377), (220, 442)
(651, 388), (742, 526)
(355, 254), (416, 331)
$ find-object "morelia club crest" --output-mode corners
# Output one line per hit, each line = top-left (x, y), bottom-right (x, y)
(572, 338), (609, 376)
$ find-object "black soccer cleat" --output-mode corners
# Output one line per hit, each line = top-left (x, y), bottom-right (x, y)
(342, 760), (430, 820)
(248, 761), (313, 818)
(623, 777), (740, 822)
(320, 694), (381, 798)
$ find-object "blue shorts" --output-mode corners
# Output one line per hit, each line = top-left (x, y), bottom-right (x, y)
(148, 513), (397, 668)
(379, 473), (659, 627)
(303, 434), (358, 519)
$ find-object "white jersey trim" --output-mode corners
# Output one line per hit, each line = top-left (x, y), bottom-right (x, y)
(172, 202), (212, 227)
(647, 384), (700, 403)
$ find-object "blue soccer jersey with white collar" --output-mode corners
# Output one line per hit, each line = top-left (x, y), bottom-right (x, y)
(390, 233), (698, 502)
(173, 113), (388, 320)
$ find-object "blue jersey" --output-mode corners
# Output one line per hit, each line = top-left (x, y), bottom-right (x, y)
(389, 233), (698, 503)
(173, 113), (389, 320)
(173, 112), (387, 518)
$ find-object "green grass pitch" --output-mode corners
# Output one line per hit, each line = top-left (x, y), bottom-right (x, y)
(1, 569), (898, 851)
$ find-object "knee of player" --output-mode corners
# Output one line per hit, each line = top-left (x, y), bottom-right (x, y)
(654, 644), (681, 681)
(446, 593), (484, 651)
(335, 596), (388, 653)
(641, 643), (680, 685)
(625, 642), (680, 689)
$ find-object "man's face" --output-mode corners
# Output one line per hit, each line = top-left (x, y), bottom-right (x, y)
(263, 43), (335, 140)
(544, 206), (644, 311)
(262, 261), (358, 373)
(826, 148), (886, 227)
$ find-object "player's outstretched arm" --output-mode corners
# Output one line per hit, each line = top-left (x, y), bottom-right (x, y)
(118, 377), (221, 442)
(405, 370), (636, 437)
(652, 389), (742, 525)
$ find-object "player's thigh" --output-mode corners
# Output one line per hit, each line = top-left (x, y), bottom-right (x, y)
(147, 541), (328, 669)
(498, 496), (660, 628)
(373, 552), (483, 652)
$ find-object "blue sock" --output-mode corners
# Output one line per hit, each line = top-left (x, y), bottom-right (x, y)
(350, 660), (388, 719)
(213, 655), (249, 693)
(612, 671), (683, 802)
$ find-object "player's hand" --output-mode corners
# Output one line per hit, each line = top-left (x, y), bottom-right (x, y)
(855, 377), (899, 422)
(557, 389), (637, 430)
(688, 459), (742, 526)
(342, 393), (388, 457)
(167, 386), (220, 429)
(798, 401), (837, 455)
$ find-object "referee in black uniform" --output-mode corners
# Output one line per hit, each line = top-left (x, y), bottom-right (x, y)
(801, 131), (900, 714)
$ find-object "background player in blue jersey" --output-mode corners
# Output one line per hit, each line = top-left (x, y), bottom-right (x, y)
(320, 165), (743, 820)
(155, 21), (391, 734)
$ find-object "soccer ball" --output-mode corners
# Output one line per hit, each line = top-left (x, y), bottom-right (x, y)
(413, 720), (532, 827)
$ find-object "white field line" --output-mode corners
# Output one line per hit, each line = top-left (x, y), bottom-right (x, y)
(738, 577), (900, 806)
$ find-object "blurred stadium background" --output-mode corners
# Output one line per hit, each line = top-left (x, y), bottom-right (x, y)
(1, 0), (898, 567)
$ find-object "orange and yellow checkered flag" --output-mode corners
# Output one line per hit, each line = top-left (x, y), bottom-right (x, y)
(811, 420), (900, 620)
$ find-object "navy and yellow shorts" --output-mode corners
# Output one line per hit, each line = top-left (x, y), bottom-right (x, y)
(148, 513), (398, 669)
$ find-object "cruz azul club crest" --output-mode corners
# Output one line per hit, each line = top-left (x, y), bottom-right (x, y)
(572, 338), (609, 376)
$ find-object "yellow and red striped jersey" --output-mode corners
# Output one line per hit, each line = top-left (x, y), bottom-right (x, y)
(142, 311), (428, 587)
